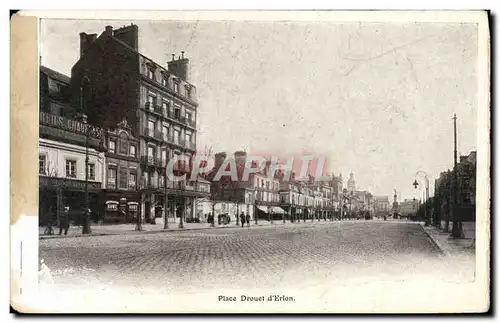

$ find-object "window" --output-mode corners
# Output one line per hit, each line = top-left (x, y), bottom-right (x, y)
(148, 120), (155, 136)
(88, 163), (95, 180)
(186, 112), (192, 123)
(173, 82), (179, 93)
(147, 68), (154, 80)
(161, 149), (167, 165)
(147, 145), (155, 157)
(185, 86), (192, 99)
(174, 130), (180, 143)
(186, 133), (192, 145)
(129, 145), (136, 157)
(162, 125), (169, 139)
(39, 154), (46, 175)
(162, 77), (168, 87)
(162, 101), (170, 115)
(119, 167), (128, 189)
(65, 159), (76, 178)
(119, 133), (128, 155)
(107, 167), (117, 188)
(174, 107), (180, 119)
(108, 140), (116, 153)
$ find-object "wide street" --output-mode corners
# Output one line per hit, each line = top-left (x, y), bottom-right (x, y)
(39, 220), (475, 295)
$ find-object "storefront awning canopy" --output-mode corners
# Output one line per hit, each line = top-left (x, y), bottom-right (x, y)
(256, 206), (268, 213)
(105, 200), (119, 205)
(272, 207), (286, 214)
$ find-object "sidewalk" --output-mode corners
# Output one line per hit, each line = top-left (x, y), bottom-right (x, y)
(419, 222), (475, 257)
(39, 218), (339, 239)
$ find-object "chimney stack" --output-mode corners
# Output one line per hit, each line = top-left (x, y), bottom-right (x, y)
(214, 152), (227, 171)
(168, 51), (190, 82)
(105, 25), (113, 36)
(79, 32), (98, 58)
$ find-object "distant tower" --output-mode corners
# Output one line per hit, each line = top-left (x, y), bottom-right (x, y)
(392, 189), (399, 214)
(347, 172), (356, 192)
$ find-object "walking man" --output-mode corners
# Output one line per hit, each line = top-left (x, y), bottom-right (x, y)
(246, 213), (251, 227)
(240, 212), (245, 228)
(59, 206), (70, 236)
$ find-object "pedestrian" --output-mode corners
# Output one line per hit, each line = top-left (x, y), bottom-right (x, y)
(246, 213), (250, 227)
(59, 206), (70, 236)
(240, 212), (245, 227)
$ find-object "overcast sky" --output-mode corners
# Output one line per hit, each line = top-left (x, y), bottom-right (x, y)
(40, 19), (478, 200)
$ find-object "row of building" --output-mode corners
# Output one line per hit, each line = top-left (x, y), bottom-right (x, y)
(39, 23), (390, 226)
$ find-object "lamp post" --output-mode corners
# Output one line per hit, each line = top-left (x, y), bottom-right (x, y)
(79, 76), (92, 235)
(413, 171), (430, 226)
(163, 171), (169, 229)
(451, 113), (464, 238)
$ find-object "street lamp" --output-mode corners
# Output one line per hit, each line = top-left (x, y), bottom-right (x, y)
(413, 171), (430, 227)
(79, 76), (92, 235)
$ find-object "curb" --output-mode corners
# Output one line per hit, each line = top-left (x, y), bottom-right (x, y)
(38, 220), (342, 240)
(418, 223), (451, 257)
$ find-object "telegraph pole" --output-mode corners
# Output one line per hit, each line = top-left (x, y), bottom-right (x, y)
(451, 114), (464, 238)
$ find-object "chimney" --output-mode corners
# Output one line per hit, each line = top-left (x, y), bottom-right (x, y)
(112, 24), (139, 50)
(214, 152), (227, 171)
(234, 151), (247, 167)
(105, 25), (113, 36)
(167, 51), (190, 81)
(79, 32), (98, 58)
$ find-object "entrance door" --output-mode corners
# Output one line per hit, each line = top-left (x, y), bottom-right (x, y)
(145, 201), (151, 222)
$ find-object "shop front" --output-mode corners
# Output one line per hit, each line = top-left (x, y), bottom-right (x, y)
(102, 190), (141, 223)
(39, 176), (103, 226)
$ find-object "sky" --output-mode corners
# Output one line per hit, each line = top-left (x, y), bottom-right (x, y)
(40, 18), (478, 201)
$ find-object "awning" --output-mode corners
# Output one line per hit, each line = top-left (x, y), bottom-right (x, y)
(105, 200), (119, 205)
(272, 206), (286, 214)
(256, 206), (268, 213)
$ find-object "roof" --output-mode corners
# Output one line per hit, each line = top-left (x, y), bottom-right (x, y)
(40, 65), (71, 85)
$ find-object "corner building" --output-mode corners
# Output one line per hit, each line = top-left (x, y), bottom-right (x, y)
(70, 24), (207, 224)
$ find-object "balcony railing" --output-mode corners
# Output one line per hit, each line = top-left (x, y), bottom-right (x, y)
(141, 155), (154, 165)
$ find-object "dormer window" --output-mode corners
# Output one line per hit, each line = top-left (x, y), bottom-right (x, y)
(161, 72), (170, 88)
(185, 85), (192, 99)
(173, 80), (180, 93)
(146, 62), (156, 80)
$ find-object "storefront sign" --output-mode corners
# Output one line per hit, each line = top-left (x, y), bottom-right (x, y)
(40, 112), (104, 139)
(39, 176), (102, 190)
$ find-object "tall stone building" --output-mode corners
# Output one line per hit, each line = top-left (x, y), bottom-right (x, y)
(70, 24), (208, 224)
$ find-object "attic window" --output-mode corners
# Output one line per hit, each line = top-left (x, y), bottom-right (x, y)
(161, 72), (170, 87)
(173, 80), (180, 93)
(146, 63), (156, 80)
(185, 85), (192, 99)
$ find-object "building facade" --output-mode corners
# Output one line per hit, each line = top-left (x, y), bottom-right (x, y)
(39, 65), (75, 117)
(103, 118), (141, 223)
(399, 199), (420, 218)
(70, 23), (208, 225)
(39, 111), (106, 225)
(373, 195), (391, 217)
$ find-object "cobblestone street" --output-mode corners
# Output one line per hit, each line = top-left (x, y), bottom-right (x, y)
(39, 220), (475, 296)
